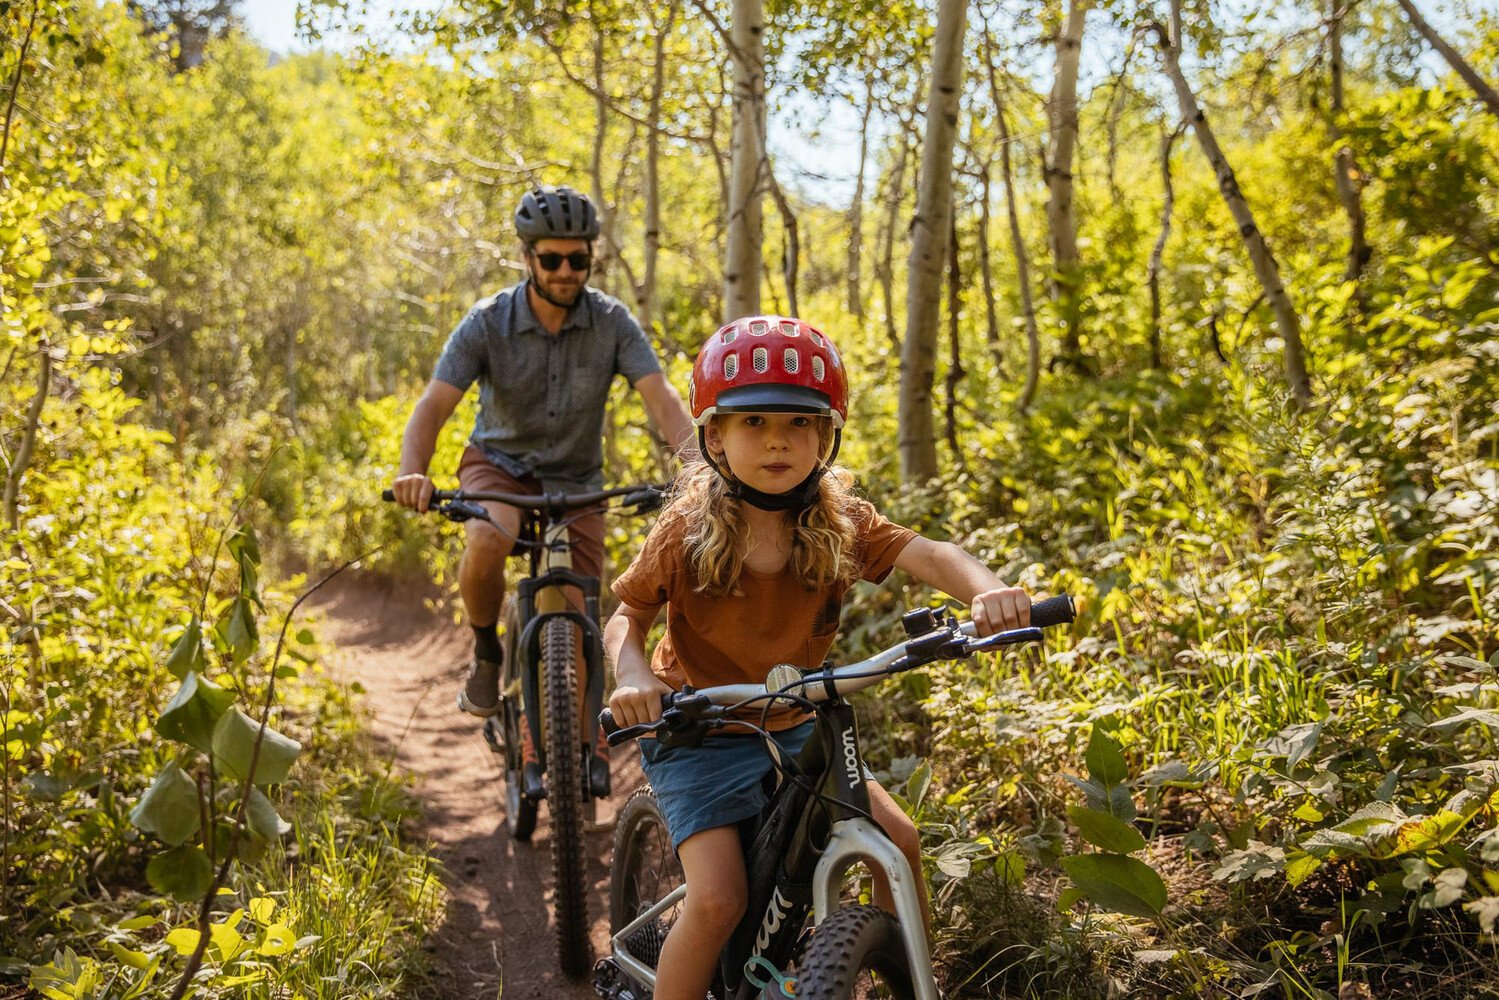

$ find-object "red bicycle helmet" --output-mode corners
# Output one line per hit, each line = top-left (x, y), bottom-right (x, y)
(689, 316), (848, 428)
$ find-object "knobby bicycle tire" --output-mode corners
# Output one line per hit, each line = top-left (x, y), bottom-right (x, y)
(543, 616), (590, 977)
(501, 598), (537, 841)
(794, 905), (917, 1000)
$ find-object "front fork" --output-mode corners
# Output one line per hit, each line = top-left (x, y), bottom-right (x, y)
(512, 521), (606, 784)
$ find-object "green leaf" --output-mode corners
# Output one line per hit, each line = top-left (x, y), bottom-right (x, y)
(905, 759), (932, 812)
(1061, 853), (1167, 918)
(1057, 886), (1086, 913)
(295, 628), (315, 645)
(216, 598), (258, 666)
(245, 786), (291, 840)
(129, 762), (201, 846)
(1068, 805), (1146, 853)
(1285, 851), (1321, 888)
(164, 618), (204, 681)
(212, 709), (301, 785)
(146, 844), (214, 902)
(1085, 727), (1128, 787)
(156, 672), (235, 754)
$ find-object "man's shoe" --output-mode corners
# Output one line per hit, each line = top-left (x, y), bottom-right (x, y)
(517, 714), (546, 800)
(589, 728), (611, 798)
(457, 658), (501, 718)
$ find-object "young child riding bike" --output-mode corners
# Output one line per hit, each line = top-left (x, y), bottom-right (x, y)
(605, 315), (1033, 1000)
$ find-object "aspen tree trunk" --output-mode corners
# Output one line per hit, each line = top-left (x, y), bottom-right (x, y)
(1147, 125), (1182, 369)
(1393, 0), (1499, 118)
(944, 212), (966, 460)
(983, 30), (1043, 413)
(766, 165), (800, 317)
(978, 164), (1001, 367)
(1047, 0), (1088, 366)
(848, 76), (874, 319)
(878, 128), (912, 356)
(1156, 0), (1311, 407)
(1328, 0), (1369, 283)
(900, 0), (969, 484)
(724, 0), (765, 320)
(590, 11), (613, 298)
(640, 2), (675, 330)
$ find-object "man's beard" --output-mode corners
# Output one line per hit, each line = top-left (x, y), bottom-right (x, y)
(534, 272), (584, 307)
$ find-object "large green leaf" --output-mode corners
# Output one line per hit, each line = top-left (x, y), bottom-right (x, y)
(1085, 727), (1128, 788)
(129, 762), (201, 846)
(1068, 805), (1146, 854)
(217, 598), (258, 666)
(212, 709), (300, 785)
(164, 618), (204, 681)
(245, 786), (291, 840)
(146, 844), (214, 902)
(1061, 853), (1167, 918)
(155, 672), (235, 754)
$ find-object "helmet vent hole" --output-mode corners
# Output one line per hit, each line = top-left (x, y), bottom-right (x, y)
(780, 320), (800, 336)
(722, 328), (738, 344)
(812, 356), (825, 381)
(750, 320), (769, 337)
(809, 331), (824, 348)
(752, 347), (769, 374)
(783, 348), (799, 373)
(724, 354), (739, 380)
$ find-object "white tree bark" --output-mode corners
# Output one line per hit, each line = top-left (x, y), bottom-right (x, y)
(848, 76), (874, 319)
(899, 0), (969, 484)
(1156, 0), (1311, 407)
(724, 0), (765, 320)
(640, 1), (676, 329)
(1047, 0), (1088, 363)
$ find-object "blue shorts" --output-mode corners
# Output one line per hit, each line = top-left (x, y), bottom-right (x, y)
(639, 721), (816, 849)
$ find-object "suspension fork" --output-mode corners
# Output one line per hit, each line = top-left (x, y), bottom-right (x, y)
(514, 520), (606, 771)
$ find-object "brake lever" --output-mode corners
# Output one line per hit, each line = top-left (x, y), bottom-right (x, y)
(963, 626), (1044, 653)
(435, 499), (489, 523)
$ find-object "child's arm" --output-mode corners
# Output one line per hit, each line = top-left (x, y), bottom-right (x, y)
(893, 536), (1031, 636)
(605, 602), (674, 726)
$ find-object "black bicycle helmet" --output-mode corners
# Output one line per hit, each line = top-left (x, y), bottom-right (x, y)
(514, 185), (601, 242)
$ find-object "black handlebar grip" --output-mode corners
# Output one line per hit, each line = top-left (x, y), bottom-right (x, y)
(600, 708), (619, 735)
(381, 489), (395, 502)
(1030, 595), (1077, 629)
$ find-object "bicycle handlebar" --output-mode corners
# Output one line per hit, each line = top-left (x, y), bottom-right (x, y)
(600, 594), (1077, 746)
(381, 483), (666, 517)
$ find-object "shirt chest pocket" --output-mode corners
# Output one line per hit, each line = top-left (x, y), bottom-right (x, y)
(565, 364), (610, 414)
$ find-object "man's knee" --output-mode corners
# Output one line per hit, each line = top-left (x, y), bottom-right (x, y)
(463, 522), (514, 566)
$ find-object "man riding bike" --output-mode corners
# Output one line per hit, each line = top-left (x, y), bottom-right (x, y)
(389, 184), (694, 794)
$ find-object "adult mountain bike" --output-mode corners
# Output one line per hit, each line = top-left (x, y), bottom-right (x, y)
(593, 594), (1076, 1000)
(384, 482), (664, 978)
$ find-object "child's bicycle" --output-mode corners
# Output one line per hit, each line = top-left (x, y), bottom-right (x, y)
(383, 482), (665, 978)
(593, 594), (1076, 1000)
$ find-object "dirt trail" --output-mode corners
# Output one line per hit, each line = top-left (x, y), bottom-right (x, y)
(312, 576), (642, 999)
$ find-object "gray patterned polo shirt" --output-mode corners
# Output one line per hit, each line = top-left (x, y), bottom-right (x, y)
(432, 281), (663, 492)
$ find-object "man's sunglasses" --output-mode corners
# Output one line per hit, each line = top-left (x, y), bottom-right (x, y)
(529, 249), (592, 272)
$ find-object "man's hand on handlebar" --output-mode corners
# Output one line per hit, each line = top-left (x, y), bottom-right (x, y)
(970, 586), (1030, 636)
(391, 472), (437, 512)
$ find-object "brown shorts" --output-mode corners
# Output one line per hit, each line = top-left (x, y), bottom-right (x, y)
(456, 446), (605, 582)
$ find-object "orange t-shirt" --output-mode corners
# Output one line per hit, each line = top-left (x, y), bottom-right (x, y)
(612, 499), (917, 730)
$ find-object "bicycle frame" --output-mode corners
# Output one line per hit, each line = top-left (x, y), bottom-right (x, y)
(608, 700), (939, 1000)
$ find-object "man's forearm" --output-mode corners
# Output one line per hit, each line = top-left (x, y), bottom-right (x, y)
(398, 401), (445, 476)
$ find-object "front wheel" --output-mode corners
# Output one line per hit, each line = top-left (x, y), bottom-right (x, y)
(794, 905), (917, 1000)
(543, 616), (590, 977)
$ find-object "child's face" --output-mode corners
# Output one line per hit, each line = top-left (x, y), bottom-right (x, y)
(706, 412), (827, 494)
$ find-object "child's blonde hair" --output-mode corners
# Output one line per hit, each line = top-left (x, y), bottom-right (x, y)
(665, 420), (859, 596)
